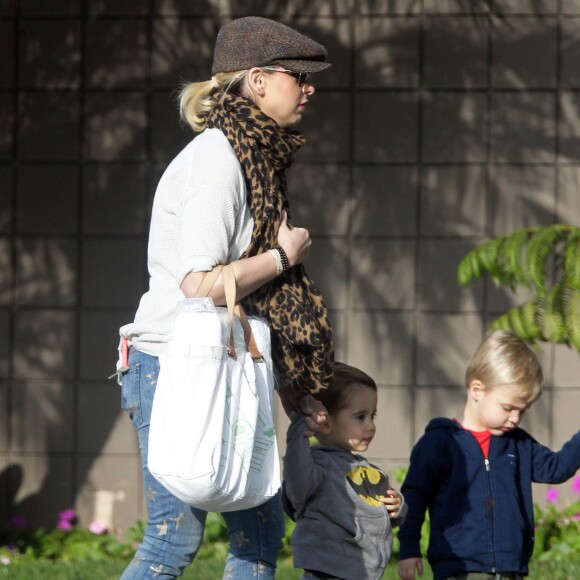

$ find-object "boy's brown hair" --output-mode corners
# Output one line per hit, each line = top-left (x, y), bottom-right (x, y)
(465, 330), (544, 403)
(314, 361), (377, 415)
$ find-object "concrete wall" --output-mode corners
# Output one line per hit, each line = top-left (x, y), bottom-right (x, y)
(1, 0), (579, 534)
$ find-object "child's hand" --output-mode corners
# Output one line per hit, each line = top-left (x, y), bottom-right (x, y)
(398, 557), (423, 579)
(379, 487), (403, 517)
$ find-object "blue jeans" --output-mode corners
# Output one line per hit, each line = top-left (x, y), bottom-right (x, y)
(120, 347), (284, 579)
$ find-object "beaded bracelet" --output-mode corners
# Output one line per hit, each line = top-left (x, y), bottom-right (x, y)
(274, 244), (290, 272)
(268, 248), (284, 276)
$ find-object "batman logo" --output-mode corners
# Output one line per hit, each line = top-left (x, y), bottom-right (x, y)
(346, 465), (389, 507)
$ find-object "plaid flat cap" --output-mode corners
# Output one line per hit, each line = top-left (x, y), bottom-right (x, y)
(211, 16), (331, 75)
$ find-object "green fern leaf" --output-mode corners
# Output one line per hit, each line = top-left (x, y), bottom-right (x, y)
(522, 300), (544, 342)
(524, 225), (566, 296)
(458, 238), (515, 287)
(469, 248), (483, 281)
(489, 314), (513, 333)
(500, 228), (533, 289)
(458, 248), (480, 285)
(479, 237), (504, 277)
(490, 301), (543, 345)
(541, 285), (567, 343)
(458, 225), (580, 353)
(564, 228), (580, 291)
(457, 254), (472, 286)
(564, 288), (580, 351)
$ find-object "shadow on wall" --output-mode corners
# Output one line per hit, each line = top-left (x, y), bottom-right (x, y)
(2, 0), (572, 529)
(291, 4), (565, 422)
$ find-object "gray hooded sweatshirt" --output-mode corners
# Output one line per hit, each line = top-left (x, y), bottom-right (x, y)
(284, 415), (407, 580)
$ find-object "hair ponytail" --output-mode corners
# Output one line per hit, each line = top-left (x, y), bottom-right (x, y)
(179, 70), (248, 132)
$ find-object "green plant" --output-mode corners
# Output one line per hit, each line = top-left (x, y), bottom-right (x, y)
(280, 514), (297, 562)
(0, 510), (136, 567)
(197, 511), (297, 563)
(532, 476), (580, 562)
(457, 224), (580, 351)
(196, 512), (229, 561)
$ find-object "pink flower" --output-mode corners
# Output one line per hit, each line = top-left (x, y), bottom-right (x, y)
(546, 487), (559, 503)
(58, 508), (76, 522)
(572, 512), (580, 521)
(57, 519), (73, 531)
(10, 516), (27, 528)
(572, 475), (580, 495)
(89, 520), (107, 535)
(0, 556), (10, 566)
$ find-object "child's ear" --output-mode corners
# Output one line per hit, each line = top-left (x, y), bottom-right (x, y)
(468, 379), (485, 402)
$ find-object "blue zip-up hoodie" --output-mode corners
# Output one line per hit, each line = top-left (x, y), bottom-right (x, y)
(398, 418), (580, 579)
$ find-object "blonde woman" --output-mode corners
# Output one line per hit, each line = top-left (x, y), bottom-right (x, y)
(118, 16), (334, 579)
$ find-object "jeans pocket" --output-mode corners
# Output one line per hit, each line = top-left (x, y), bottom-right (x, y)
(121, 362), (142, 426)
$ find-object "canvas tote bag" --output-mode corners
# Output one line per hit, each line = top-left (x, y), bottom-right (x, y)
(148, 265), (281, 512)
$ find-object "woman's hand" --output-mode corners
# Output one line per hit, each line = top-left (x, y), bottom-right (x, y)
(181, 211), (310, 302)
(276, 211), (311, 267)
(278, 387), (328, 433)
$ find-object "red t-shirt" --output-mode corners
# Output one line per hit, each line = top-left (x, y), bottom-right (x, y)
(454, 418), (492, 458)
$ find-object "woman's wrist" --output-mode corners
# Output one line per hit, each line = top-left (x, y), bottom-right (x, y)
(274, 244), (290, 271)
(268, 245), (290, 276)
(268, 248), (284, 276)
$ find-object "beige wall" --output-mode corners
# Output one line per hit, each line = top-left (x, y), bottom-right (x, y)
(1, 0), (579, 535)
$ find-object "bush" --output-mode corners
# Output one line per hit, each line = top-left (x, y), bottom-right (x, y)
(0, 510), (136, 567)
(1, 476), (579, 571)
(532, 476), (580, 562)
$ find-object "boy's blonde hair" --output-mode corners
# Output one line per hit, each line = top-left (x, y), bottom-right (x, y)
(465, 330), (544, 403)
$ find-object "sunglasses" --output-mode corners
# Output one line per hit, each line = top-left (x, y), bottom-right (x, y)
(261, 67), (310, 87)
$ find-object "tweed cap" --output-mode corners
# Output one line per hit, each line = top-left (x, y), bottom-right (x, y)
(211, 16), (331, 75)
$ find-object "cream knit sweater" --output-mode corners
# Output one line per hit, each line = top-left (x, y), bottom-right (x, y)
(120, 128), (253, 356)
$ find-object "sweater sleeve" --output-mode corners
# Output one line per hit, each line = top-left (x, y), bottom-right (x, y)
(397, 433), (444, 561)
(176, 130), (248, 282)
(283, 415), (325, 510)
(530, 430), (580, 484)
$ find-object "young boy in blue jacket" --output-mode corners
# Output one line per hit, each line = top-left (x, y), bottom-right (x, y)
(398, 330), (580, 580)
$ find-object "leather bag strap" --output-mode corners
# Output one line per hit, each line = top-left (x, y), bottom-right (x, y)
(235, 304), (264, 362)
(191, 265), (264, 361)
(194, 266), (223, 298)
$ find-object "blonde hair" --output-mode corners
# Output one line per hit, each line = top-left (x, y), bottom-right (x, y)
(465, 330), (544, 403)
(178, 70), (248, 132)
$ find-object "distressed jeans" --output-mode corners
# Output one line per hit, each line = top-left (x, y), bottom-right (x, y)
(120, 347), (284, 579)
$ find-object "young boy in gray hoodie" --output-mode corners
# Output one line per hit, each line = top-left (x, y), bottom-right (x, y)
(284, 362), (407, 580)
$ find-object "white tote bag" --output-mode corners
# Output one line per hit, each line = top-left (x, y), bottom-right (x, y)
(148, 265), (281, 512)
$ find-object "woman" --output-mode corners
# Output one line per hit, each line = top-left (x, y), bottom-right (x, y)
(118, 16), (334, 579)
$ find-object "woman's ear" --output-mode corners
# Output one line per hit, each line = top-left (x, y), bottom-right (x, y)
(246, 67), (265, 97)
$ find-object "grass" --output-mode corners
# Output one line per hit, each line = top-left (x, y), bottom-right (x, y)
(2, 558), (580, 579)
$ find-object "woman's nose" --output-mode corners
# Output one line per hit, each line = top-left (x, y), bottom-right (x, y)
(302, 82), (315, 95)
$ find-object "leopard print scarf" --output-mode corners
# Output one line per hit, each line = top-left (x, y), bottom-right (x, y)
(207, 92), (334, 396)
